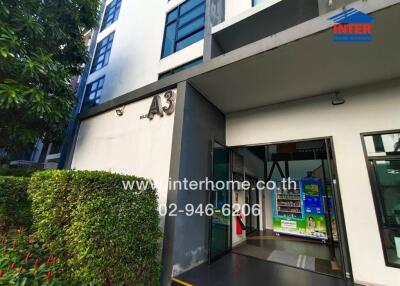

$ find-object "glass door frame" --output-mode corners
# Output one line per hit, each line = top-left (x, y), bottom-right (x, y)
(245, 175), (260, 235)
(208, 141), (233, 263)
(361, 129), (400, 269)
(324, 138), (353, 281)
(221, 136), (353, 282)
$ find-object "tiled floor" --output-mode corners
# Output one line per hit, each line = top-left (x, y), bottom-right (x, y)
(173, 253), (349, 286)
(233, 230), (342, 276)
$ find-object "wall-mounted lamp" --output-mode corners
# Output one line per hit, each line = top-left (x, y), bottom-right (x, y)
(116, 106), (125, 116)
(331, 92), (345, 106)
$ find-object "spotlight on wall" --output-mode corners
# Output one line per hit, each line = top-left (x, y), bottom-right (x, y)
(116, 106), (125, 116)
(331, 92), (345, 106)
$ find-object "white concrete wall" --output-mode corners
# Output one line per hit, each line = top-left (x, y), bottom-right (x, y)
(232, 148), (265, 246)
(86, 0), (203, 103)
(225, 79), (400, 286)
(214, 0), (283, 34)
(224, 0), (282, 21)
(263, 186), (273, 230)
(225, 0), (252, 20)
(241, 148), (265, 231)
(71, 90), (176, 217)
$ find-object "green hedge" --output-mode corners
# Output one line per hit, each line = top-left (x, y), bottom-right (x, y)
(29, 170), (162, 285)
(0, 166), (43, 177)
(0, 176), (32, 231)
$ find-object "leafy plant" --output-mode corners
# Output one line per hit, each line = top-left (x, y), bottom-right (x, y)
(29, 170), (162, 285)
(0, 176), (32, 232)
(0, 0), (100, 156)
(0, 227), (63, 285)
(0, 166), (43, 177)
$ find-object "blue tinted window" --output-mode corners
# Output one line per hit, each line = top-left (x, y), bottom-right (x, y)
(82, 76), (105, 110)
(90, 32), (114, 73)
(162, 22), (177, 58)
(176, 29), (204, 51)
(177, 16), (204, 40)
(101, 0), (122, 31)
(161, 0), (205, 58)
(180, 0), (203, 15)
(167, 8), (178, 24)
(178, 3), (205, 27)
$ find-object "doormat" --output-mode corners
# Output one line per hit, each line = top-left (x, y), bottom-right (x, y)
(267, 250), (315, 271)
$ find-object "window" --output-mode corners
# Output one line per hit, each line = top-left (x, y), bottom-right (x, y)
(101, 0), (122, 31)
(159, 57), (203, 79)
(252, 0), (265, 6)
(82, 76), (105, 110)
(90, 32), (114, 73)
(161, 0), (205, 58)
(363, 131), (400, 268)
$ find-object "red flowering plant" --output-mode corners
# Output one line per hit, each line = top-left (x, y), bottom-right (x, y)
(0, 227), (63, 285)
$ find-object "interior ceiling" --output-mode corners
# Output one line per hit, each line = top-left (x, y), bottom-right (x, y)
(246, 139), (325, 162)
(189, 4), (400, 114)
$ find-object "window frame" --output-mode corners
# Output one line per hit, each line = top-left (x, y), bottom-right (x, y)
(361, 129), (400, 269)
(252, 0), (263, 7)
(82, 75), (106, 111)
(158, 57), (203, 79)
(161, 0), (206, 59)
(100, 0), (122, 32)
(90, 32), (115, 74)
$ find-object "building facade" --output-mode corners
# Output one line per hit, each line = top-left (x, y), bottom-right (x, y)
(65, 0), (400, 285)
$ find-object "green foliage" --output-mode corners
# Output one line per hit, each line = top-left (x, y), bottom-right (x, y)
(0, 228), (63, 285)
(0, 176), (32, 232)
(0, 166), (43, 177)
(29, 170), (162, 285)
(0, 0), (101, 155)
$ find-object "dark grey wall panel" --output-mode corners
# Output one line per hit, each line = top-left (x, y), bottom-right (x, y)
(161, 82), (188, 286)
(171, 84), (226, 274)
(213, 0), (319, 54)
(204, 0), (225, 60)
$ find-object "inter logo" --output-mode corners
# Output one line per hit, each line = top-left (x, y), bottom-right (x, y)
(329, 8), (373, 42)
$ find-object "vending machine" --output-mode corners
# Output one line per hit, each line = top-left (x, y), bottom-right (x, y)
(301, 177), (328, 239)
(272, 177), (328, 240)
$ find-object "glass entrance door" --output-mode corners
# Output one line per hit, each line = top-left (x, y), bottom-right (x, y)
(208, 142), (231, 262)
(363, 131), (400, 268)
(370, 159), (400, 266)
(229, 138), (352, 279)
(324, 138), (346, 277)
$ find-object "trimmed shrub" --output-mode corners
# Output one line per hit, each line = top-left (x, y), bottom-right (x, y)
(0, 166), (43, 177)
(29, 170), (162, 286)
(0, 176), (32, 232)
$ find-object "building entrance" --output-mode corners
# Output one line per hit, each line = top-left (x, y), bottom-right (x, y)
(209, 138), (352, 280)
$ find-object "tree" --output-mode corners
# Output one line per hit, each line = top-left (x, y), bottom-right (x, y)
(0, 0), (100, 156)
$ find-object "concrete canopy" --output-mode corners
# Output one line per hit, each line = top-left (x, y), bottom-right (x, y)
(188, 3), (400, 114)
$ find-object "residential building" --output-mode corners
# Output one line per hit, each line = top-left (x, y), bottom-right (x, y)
(64, 0), (400, 285)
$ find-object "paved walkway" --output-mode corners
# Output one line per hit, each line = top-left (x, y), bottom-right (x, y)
(172, 253), (350, 286)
